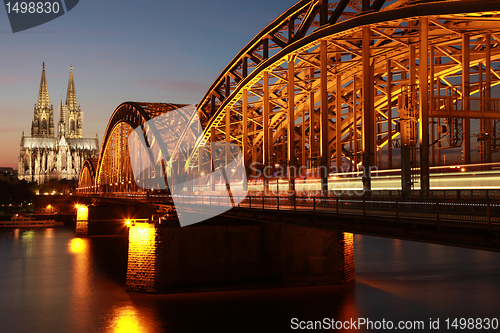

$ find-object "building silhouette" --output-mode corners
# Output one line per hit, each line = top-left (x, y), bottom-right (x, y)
(18, 63), (99, 184)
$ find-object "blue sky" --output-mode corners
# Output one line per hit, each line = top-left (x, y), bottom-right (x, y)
(0, 0), (296, 169)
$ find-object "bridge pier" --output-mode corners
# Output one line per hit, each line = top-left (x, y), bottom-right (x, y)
(126, 218), (355, 294)
(75, 202), (157, 236)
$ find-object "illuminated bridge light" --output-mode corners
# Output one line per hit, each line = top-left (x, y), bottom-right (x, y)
(76, 205), (89, 236)
(76, 205), (88, 221)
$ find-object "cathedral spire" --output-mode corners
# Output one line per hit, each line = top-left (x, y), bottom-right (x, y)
(37, 62), (50, 108)
(32, 62), (54, 137)
(58, 95), (67, 138)
(59, 95), (63, 123)
(66, 64), (77, 110)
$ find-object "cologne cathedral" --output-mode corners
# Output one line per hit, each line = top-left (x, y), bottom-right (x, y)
(18, 63), (99, 184)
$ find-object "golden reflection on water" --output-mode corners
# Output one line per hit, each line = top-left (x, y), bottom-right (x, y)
(69, 238), (87, 254)
(21, 230), (34, 256)
(68, 236), (92, 331)
(105, 304), (145, 333)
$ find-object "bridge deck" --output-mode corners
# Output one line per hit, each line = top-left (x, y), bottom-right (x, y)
(77, 192), (500, 252)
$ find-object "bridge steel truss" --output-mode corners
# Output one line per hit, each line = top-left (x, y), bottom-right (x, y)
(79, 0), (500, 195)
(78, 158), (97, 189)
(160, 0), (500, 194)
(78, 102), (187, 193)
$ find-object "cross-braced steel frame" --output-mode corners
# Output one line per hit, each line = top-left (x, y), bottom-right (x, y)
(78, 102), (187, 193)
(79, 0), (500, 195)
(168, 0), (500, 194)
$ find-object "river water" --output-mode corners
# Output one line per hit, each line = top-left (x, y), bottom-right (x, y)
(0, 227), (499, 332)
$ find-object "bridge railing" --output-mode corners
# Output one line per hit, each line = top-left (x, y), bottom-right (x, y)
(78, 191), (499, 229)
(158, 194), (499, 229)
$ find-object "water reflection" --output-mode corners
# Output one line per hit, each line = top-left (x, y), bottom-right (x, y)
(68, 236), (92, 332)
(103, 303), (156, 333)
(21, 229), (34, 256)
(69, 237), (87, 254)
(0, 228), (499, 333)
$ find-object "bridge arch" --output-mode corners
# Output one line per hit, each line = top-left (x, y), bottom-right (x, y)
(79, 0), (500, 194)
(171, 0), (500, 192)
(78, 102), (186, 192)
(78, 158), (97, 193)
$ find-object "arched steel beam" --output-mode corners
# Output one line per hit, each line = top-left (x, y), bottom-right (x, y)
(78, 158), (97, 189)
(95, 102), (186, 188)
(195, 0), (368, 122)
(182, 0), (500, 169)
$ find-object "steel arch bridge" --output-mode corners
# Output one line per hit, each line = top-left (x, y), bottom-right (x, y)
(78, 102), (187, 192)
(79, 0), (500, 194)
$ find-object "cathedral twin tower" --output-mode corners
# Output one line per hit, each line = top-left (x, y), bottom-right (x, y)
(31, 62), (83, 139)
(19, 63), (99, 184)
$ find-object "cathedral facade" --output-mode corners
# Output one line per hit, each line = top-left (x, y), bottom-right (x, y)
(18, 63), (99, 184)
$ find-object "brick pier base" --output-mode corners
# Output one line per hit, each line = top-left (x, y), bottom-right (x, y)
(126, 220), (355, 293)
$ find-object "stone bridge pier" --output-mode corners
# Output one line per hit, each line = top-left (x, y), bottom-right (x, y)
(126, 216), (355, 294)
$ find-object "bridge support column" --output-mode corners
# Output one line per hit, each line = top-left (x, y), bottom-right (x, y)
(320, 39), (329, 193)
(126, 220), (355, 294)
(288, 59), (296, 191)
(336, 74), (342, 172)
(462, 32), (471, 165)
(485, 34), (492, 163)
(263, 72), (270, 192)
(419, 17), (430, 193)
(242, 89), (249, 192)
(210, 127), (216, 191)
(362, 26), (374, 191)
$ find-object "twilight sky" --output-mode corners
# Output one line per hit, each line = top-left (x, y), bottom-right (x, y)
(0, 0), (296, 169)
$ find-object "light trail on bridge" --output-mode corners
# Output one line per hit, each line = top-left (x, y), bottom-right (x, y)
(195, 163), (500, 192)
